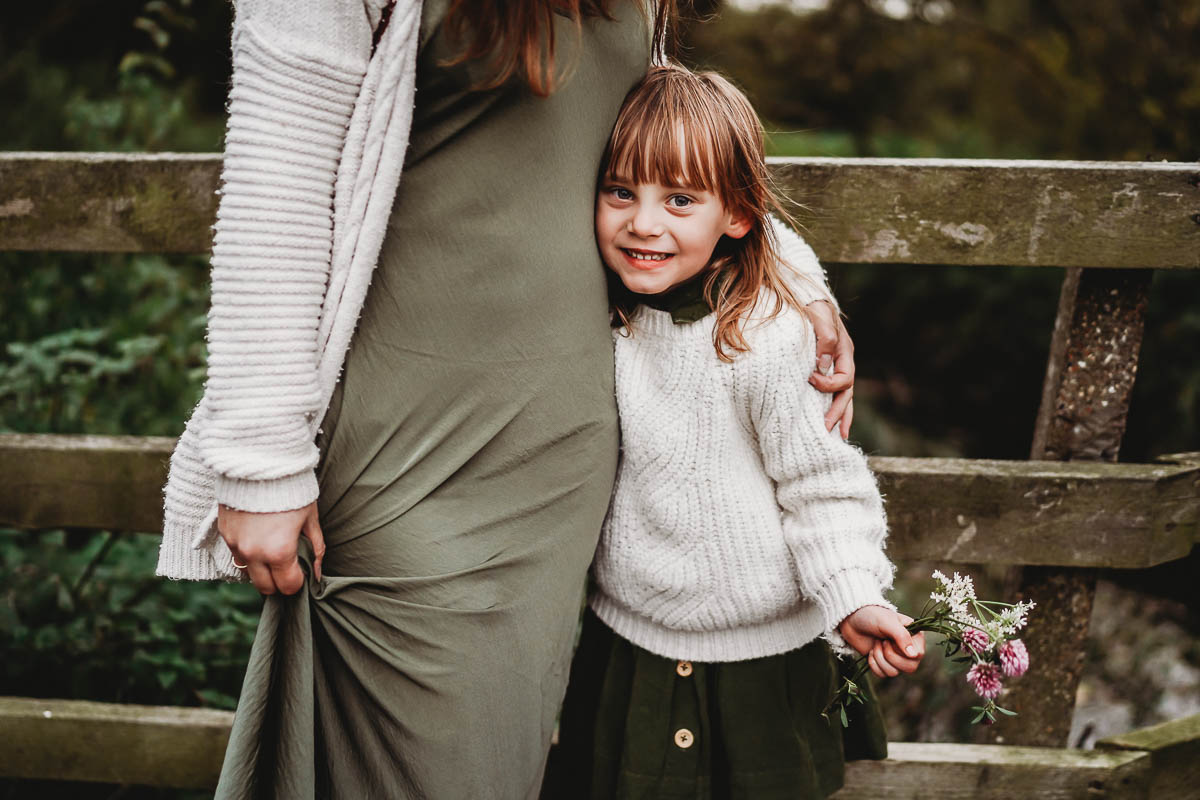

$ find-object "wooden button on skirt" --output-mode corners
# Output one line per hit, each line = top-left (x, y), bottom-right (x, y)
(543, 609), (889, 800)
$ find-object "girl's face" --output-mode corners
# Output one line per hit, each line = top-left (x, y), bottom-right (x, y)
(596, 177), (750, 296)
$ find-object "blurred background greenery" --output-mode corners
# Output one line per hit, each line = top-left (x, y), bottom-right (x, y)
(1, 1), (1197, 796)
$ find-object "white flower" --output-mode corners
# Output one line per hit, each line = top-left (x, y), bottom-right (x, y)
(930, 570), (977, 624)
(995, 600), (1036, 638)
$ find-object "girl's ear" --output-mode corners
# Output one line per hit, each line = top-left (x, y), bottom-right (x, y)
(724, 211), (753, 240)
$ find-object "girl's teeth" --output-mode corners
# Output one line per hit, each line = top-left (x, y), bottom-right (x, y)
(628, 251), (669, 261)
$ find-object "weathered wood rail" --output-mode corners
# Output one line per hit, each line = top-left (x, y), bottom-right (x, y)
(1, 695), (1196, 798)
(2, 153), (1198, 795)
(3, 154), (1198, 266)
(1, 434), (1197, 568)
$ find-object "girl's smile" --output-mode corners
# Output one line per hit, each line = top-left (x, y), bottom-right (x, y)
(621, 247), (674, 269)
(596, 180), (750, 295)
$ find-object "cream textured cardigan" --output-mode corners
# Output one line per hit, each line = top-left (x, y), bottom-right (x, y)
(157, 0), (421, 580)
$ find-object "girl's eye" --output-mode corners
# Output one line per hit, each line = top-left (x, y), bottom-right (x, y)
(668, 195), (694, 208)
(610, 187), (633, 201)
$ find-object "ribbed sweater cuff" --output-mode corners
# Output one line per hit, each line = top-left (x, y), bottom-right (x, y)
(214, 470), (319, 513)
(814, 568), (893, 657)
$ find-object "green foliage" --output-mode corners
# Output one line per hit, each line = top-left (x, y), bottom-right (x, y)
(0, 252), (209, 436)
(684, 0), (1200, 161)
(0, 528), (259, 709)
(0, 0), (226, 152)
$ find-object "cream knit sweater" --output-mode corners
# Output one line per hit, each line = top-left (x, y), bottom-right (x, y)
(590, 289), (895, 663)
(157, 0), (421, 580)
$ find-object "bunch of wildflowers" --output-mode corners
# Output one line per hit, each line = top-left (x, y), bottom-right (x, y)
(823, 570), (1035, 727)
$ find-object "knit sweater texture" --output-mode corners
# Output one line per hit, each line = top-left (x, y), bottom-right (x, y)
(157, 0), (421, 580)
(590, 284), (894, 663)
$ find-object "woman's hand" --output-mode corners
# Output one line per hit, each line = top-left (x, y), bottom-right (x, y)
(805, 299), (855, 439)
(838, 606), (926, 679)
(217, 501), (325, 595)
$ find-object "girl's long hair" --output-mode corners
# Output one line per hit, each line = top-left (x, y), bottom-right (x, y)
(603, 64), (818, 361)
(444, 0), (678, 97)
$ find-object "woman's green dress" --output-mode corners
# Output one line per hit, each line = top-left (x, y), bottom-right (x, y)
(213, 4), (649, 798)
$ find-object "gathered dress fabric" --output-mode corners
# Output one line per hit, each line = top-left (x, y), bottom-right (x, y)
(212, 3), (650, 798)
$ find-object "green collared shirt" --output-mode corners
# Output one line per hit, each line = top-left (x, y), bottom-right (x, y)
(639, 272), (719, 324)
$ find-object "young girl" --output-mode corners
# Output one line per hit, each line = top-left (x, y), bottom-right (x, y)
(546, 65), (925, 799)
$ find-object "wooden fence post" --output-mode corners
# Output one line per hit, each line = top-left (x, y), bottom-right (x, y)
(988, 267), (1152, 747)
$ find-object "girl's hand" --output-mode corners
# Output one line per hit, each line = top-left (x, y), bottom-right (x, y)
(838, 606), (926, 679)
(217, 501), (325, 595)
(805, 299), (855, 438)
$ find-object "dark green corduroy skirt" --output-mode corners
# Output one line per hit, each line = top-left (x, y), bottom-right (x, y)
(543, 609), (888, 800)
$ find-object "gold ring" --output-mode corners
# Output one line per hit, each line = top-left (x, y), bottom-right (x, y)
(232, 560), (248, 569)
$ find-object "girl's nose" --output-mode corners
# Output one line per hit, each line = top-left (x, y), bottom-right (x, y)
(628, 206), (664, 238)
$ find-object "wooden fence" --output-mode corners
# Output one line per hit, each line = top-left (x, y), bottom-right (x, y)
(1, 153), (1198, 796)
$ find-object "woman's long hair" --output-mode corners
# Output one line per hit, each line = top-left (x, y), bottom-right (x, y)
(603, 64), (818, 361)
(444, 0), (677, 97)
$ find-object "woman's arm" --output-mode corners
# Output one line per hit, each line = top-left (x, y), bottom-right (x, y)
(770, 216), (856, 437)
(199, 0), (379, 592)
(199, 0), (373, 513)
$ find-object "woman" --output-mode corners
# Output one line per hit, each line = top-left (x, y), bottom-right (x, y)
(157, 0), (856, 796)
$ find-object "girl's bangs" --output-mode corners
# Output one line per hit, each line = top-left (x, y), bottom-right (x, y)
(605, 103), (725, 196)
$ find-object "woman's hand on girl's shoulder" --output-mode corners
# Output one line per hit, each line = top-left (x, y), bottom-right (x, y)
(838, 605), (926, 679)
(804, 299), (855, 439)
(217, 501), (325, 595)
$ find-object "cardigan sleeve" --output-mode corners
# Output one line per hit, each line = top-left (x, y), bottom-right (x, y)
(197, 0), (373, 512)
(742, 313), (894, 655)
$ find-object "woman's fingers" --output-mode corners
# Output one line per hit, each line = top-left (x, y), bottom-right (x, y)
(302, 506), (326, 582)
(823, 386), (854, 436)
(807, 299), (839, 354)
(809, 369), (852, 394)
(808, 312), (856, 437)
(217, 502), (314, 596)
(269, 557), (306, 596)
(244, 561), (277, 595)
(839, 397), (854, 439)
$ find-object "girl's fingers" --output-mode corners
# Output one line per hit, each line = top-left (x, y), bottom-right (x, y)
(879, 639), (921, 673)
(873, 642), (900, 677)
(878, 613), (919, 658)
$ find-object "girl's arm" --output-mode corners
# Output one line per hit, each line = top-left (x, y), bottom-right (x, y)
(741, 313), (893, 656)
(198, 0), (374, 513)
